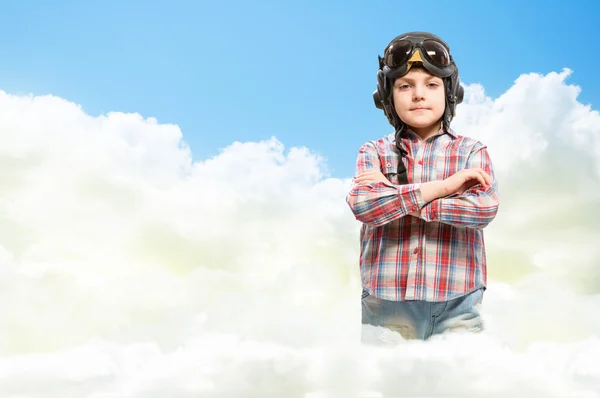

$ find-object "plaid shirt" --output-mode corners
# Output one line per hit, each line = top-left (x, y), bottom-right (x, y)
(346, 127), (499, 302)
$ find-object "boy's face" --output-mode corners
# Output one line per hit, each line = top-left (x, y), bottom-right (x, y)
(392, 68), (446, 132)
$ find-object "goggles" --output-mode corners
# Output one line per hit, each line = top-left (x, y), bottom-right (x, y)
(380, 34), (456, 79)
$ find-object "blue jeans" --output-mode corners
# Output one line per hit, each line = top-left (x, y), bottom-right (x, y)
(361, 288), (485, 343)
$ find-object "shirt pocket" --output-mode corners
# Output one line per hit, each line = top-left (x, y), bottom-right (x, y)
(434, 149), (467, 180)
(380, 155), (401, 185)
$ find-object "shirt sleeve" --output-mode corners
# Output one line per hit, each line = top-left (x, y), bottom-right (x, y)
(346, 141), (426, 227)
(418, 143), (500, 229)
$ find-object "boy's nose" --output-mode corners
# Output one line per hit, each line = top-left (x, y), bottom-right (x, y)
(413, 86), (425, 100)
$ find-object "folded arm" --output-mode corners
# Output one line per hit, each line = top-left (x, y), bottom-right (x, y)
(417, 144), (500, 229)
(345, 142), (426, 227)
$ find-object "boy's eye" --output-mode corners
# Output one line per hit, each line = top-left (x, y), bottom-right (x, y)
(396, 84), (410, 90)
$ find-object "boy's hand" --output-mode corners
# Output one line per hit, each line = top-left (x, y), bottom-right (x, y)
(443, 168), (492, 195)
(354, 169), (389, 185)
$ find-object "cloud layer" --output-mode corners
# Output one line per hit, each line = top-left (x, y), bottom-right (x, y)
(0, 68), (599, 397)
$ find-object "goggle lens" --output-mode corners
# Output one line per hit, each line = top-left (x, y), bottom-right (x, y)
(384, 39), (451, 68)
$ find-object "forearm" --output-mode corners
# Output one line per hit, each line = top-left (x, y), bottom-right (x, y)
(420, 181), (449, 202)
(416, 143), (500, 229)
(418, 188), (499, 229)
(346, 181), (427, 227)
(347, 180), (449, 226)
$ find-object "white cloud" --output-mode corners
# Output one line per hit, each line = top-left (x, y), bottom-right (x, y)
(453, 69), (600, 293)
(0, 68), (598, 397)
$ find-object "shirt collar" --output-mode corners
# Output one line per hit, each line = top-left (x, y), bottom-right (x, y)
(400, 122), (457, 141)
(443, 123), (458, 139)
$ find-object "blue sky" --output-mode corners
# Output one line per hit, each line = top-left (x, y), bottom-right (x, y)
(0, 0), (597, 177)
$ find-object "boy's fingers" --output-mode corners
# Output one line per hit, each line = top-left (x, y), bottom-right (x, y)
(479, 169), (492, 182)
(478, 170), (492, 186)
(465, 168), (493, 186)
(469, 172), (485, 187)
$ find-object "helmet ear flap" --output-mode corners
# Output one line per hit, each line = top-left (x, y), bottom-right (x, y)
(444, 75), (464, 118)
(373, 55), (388, 110)
(375, 69), (389, 107)
(373, 70), (385, 110)
(455, 80), (464, 104)
(374, 54), (406, 132)
(374, 69), (400, 128)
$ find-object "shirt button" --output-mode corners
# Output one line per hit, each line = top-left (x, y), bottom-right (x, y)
(386, 163), (391, 168)
(412, 205), (417, 211)
(418, 160), (423, 165)
(413, 247), (419, 254)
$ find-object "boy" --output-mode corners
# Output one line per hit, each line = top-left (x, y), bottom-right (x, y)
(346, 32), (499, 342)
